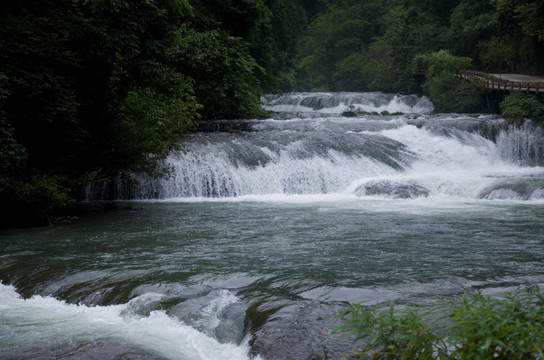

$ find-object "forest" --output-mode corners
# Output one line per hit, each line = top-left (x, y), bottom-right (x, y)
(1, 0), (543, 226)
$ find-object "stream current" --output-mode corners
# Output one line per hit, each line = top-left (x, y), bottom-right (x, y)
(2, 92), (544, 359)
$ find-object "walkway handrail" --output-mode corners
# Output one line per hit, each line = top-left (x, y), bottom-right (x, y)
(458, 70), (544, 94)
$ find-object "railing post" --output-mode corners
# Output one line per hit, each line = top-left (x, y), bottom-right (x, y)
(459, 70), (544, 93)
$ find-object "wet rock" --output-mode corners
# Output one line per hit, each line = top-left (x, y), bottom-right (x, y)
(341, 110), (358, 117)
(530, 187), (544, 199)
(478, 180), (531, 200)
(355, 180), (430, 199)
(400, 95), (419, 108)
(249, 301), (356, 360)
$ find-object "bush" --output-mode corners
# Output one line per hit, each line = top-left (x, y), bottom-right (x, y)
(500, 91), (544, 123)
(1, 174), (77, 227)
(112, 73), (201, 174)
(334, 287), (544, 359)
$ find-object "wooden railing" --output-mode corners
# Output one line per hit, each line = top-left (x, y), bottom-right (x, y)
(458, 70), (544, 93)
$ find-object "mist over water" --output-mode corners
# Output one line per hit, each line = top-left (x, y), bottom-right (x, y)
(4, 92), (544, 359)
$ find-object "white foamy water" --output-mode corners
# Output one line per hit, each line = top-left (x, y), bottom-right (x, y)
(352, 123), (528, 199)
(0, 283), (256, 360)
(262, 92), (434, 115)
(87, 120), (544, 202)
(84, 92), (544, 202)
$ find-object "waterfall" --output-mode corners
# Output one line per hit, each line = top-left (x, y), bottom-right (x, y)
(262, 92), (434, 115)
(84, 93), (544, 201)
(496, 121), (544, 167)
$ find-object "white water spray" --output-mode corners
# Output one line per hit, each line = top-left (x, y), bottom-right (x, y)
(85, 92), (544, 202)
(0, 283), (256, 360)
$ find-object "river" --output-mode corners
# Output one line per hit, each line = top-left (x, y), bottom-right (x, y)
(2, 92), (544, 359)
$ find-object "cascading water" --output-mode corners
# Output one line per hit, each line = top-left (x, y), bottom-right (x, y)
(85, 92), (544, 202)
(5, 92), (544, 360)
(262, 91), (434, 115)
(496, 120), (544, 167)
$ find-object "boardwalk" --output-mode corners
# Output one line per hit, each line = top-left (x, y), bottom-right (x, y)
(459, 70), (544, 93)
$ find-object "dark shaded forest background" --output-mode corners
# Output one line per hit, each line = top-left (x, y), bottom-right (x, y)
(1, 0), (543, 226)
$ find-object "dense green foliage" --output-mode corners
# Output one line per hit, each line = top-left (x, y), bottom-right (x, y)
(169, 27), (266, 119)
(294, 0), (544, 116)
(296, 0), (389, 91)
(501, 91), (544, 122)
(1, 0), (543, 224)
(334, 288), (544, 359)
(422, 50), (483, 113)
(0, 0), (306, 225)
(296, 0), (544, 94)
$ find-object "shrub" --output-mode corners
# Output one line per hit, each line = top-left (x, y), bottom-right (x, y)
(500, 91), (544, 123)
(334, 287), (544, 359)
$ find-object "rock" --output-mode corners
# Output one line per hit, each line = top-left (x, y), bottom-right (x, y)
(249, 302), (355, 360)
(341, 111), (358, 117)
(355, 180), (430, 199)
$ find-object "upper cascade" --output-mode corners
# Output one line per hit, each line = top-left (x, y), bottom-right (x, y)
(83, 92), (544, 202)
(262, 92), (434, 116)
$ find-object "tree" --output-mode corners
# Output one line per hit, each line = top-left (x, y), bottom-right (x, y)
(264, 0), (307, 92)
(299, 0), (331, 20)
(446, 0), (497, 61)
(515, 0), (544, 41)
(70, 0), (201, 175)
(296, 0), (388, 91)
(0, 0), (88, 174)
(169, 27), (266, 119)
(423, 50), (483, 113)
(0, 0), (200, 225)
(187, 0), (306, 93)
(0, 73), (26, 196)
(480, 0), (544, 74)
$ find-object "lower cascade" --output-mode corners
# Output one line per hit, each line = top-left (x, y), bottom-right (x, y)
(84, 92), (544, 201)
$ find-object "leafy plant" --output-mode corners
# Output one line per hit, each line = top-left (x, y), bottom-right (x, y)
(334, 287), (544, 360)
(13, 174), (77, 226)
(447, 290), (544, 359)
(111, 73), (200, 174)
(426, 50), (473, 78)
(500, 91), (544, 122)
(334, 302), (446, 359)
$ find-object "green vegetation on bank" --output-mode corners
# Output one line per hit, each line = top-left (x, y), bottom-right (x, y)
(1, 0), (543, 225)
(0, 0), (306, 226)
(501, 91), (544, 123)
(296, 0), (544, 93)
(334, 287), (544, 359)
(295, 0), (544, 116)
